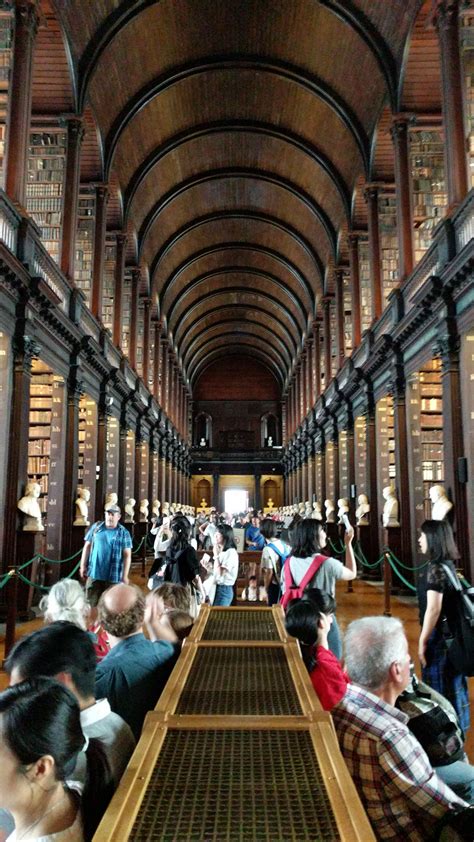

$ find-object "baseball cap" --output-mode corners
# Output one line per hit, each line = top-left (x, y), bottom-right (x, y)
(105, 504), (121, 514)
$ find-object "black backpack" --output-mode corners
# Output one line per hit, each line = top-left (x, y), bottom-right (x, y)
(441, 563), (474, 677)
(396, 674), (464, 767)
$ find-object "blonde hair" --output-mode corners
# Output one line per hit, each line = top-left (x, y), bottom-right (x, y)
(40, 579), (90, 629)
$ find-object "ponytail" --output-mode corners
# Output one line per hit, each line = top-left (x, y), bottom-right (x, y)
(82, 738), (114, 841)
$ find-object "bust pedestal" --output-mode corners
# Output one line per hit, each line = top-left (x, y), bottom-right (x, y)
(356, 524), (378, 581)
(324, 520), (339, 547)
(16, 531), (45, 618)
(383, 526), (411, 593)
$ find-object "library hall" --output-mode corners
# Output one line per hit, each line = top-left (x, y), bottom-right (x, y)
(0, 1), (474, 841)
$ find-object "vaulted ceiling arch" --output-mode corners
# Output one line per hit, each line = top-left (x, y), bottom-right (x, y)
(180, 311), (297, 363)
(188, 337), (286, 385)
(191, 347), (284, 387)
(183, 323), (293, 371)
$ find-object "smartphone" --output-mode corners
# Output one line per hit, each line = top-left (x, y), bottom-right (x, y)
(342, 513), (351, 532)
(202, 552), (211, 563)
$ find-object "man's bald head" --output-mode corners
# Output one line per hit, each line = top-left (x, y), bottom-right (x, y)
(99, 584), (145, 639)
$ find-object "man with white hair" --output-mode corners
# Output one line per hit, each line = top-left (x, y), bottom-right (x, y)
(332, 616), (468, 841)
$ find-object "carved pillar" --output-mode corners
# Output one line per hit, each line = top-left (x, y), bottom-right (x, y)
(5, 0), (39, 205)
(281, 398), (287, 445)
(306, 339), (313, 413)
(391, 117), (414, 280)
(161, 339), (169, 416)
(300, 447), (307, 501)
(348, 235), (361, 348)
(128, 269), (140, 370)
(142, 297), (151, 387)
(364, 383), (380, 566)
(334, 268), (345, 367)
(390, 358), (413, 576)
(60, 117), (85, 279)
(213, 471), (220, 510)
(364, 185), (382, 322)
(301, 355), (308, 419)
(434, 322), (470, 572)
(91, 185), (109, 320)
(117, 422), (127, 509)
(322, 297), (332, 388)
(312, 320), (321, 402)
(113, 233), (127, 348)
(433, 1), (469, 207)
(160, 441), (168, 504)
(95, 384), (110, 520)
(152, 321), (161, 402)
(61, 366), (82, 558)
(2, 332), (40, 570)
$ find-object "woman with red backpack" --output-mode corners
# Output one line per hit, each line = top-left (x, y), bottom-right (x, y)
(280, 518), (356, 658)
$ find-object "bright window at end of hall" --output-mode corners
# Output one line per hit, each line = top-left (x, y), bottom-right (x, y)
(224, 489), (248, 514)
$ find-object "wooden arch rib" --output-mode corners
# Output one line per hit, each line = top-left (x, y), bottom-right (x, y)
(158, 244), (315, 313)
(166, 277), (306, 338)
(183, 324), (293, 371)
(139, 168), (338, 258)
(75, 0), (396, 115)
(124, 121), (351, 220)
(150, 211), (325, 288)
(180, 311), (296, 362)
(187, 334), (288, 377)
(190, 345), (284, 386)
(103, 58), (370, 176)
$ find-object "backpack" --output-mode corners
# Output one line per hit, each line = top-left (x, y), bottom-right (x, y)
(396, 675), (464, 766)
(267, 541), (290, 574)
(441, 563), (474, 676)
(280, 554), (326, 612)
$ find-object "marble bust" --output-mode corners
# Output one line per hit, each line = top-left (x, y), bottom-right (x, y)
(382, 485), (400, 528)
(324, 499), (335, 523)
(337, 497), (350, 524)
(73, 486), (90, 526)
(304, 501), (312, 518)
(152, 499), (161, 518)
(124, 497), (136, 523)
(139, 498), (149, 522)
(355, 493), (370, 526)
(18, 481), (44, 531)
(429, 485), (453, 521)
(312, 500), (323, 520)
(104, 491), (118, 509)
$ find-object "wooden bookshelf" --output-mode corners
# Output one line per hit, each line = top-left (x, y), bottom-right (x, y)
(77, 395), (98, 514)
(357, 236), (372, 333)
(419, 359), (444, 518)
(106, 415), (120, 494)
(26, 130), (67, 264)
(0, 3), (13, 189)
(343, 269), (352, 356)
(409, 129), (447, 263)
(338, 429), (349, 499)
(74, 187), (96, 308)
(376, 395), (396, 511)
(28, 361), (53, 517)
(102, 234), (116, 333)
(136, 297), (144, 378)
(121, 272), (132, 356)
(354, 415), (367, 496)
(325, 440), (336, 504)
(378, 191), (399, 308)
(124, 430), (135, 500)
(330, 299), (337, 378)
(315, 451), (323, 503)
(461, 11), (474, 189)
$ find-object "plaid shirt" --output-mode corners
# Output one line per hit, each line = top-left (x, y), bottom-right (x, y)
(85, 521), (132, 583)
(332, 684), (467, 841)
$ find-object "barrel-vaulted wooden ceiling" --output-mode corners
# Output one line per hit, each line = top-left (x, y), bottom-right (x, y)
(42, 0), (435, 392)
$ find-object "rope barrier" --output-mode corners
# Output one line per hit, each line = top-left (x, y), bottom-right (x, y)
(353, 545), (385, 570)
(14, 561), (81, 592)
(381, 546), (429, 572)
(37, 548), (83, 564)
(385, 553), (417, 593)
(132, 537), (145, 555)
(328, 539), (345, 555)
(0, 569), (14, 590)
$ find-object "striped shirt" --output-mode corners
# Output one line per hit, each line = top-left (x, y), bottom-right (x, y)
(332, 684), (467, 841)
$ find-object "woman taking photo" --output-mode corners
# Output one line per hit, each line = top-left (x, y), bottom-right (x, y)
(164, 516), (206, 617)
(417, 519), (470, 733)
(212, 523), (239, 606)
(284, 589), (348, 710)
(0, 676), (113, 842)
(281, 518), (356, 658)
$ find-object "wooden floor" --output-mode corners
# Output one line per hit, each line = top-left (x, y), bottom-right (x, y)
(1, 572), (472, 759)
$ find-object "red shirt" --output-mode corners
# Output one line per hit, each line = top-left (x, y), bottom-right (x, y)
(310, 645), (349, 710)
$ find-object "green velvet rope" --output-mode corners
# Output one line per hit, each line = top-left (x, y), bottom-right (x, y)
(381, 546), (429, 572)
(328, 538), (346, 555)
(385, 553), (417, 593)
(15, 561), (81, 591)
(353, 545), (385, 569)
(38, 548), (83, 564)
(132, 537), (145, 554)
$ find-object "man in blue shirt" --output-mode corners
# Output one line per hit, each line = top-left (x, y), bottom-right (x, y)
(245, 513), (265, 550)
(80, 504), (132, 607)
(95, 583), (178, 739)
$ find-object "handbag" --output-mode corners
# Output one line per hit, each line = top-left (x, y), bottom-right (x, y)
(441, 563), (474, 676)
(396, 674), (464, 766)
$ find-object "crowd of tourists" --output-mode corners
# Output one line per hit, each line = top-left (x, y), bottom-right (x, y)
(0, 501), (472, 841)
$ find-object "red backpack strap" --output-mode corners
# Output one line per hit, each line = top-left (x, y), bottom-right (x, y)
(283, 556), (295, 591)
(298, 554), (327, 592)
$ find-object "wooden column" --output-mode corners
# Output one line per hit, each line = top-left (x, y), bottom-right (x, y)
(364, 185), (382, 322)
(91, 185), (109, 320)
(322, 297), (332, 388)
(348, 235), (361, 348)
(391, 117), (414, 280)
(95, 387), (110, 520)
(142, 297), (151, 387)
(113, 233), (127, 348)
(365, 387), (380, 568)
(128, 269), (140, 370)
(433, 1), (469, 208)
(301, 355), (307, 419)
(160, 441), (168, 503)
(61, 369), (82, 558)
(161, 339), (169, 416)
(312, 320), (321, 402)
(5, 0), (39, 206)
(435, 323), (470, 573)
(390, 359), (413, 574)
(2, 332), (40, 571)
(152, 320), (161, 402)
(60, 117), (84, 279)
(334, 269), (345, 368)
(118, 423), (127, 510)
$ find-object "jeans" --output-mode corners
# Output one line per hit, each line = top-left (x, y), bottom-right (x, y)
(213, 584), (234, 606)
(435, 759), (474, 803)
(328, 615), (342, 660)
